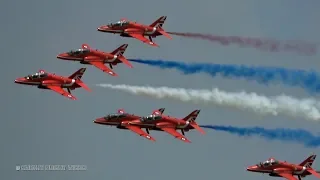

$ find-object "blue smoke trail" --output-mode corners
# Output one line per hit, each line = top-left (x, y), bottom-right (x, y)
(200, 125), (320, 147)
(129, 59), (320, 93)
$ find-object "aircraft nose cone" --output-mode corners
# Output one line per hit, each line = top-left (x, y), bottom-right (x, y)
(247, 165), (257, 171)
(14, 77), (24, 84)
(56, 53), (66, 59)
(93, 118), (104, 124)
(97, 26), (108, 31)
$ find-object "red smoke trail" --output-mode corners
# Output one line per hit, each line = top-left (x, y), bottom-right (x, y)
(168, 32), (318, 55)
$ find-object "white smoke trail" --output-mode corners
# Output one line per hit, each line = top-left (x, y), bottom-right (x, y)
(96, 84), (320, 121)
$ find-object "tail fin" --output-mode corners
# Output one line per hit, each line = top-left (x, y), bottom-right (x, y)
(111, 44), (133, 68)
(183, 110), (205, 134)
(150, 16), (172, 40)
(183, 110), (201, 122)
(158, 108), (165, 114)
(150, 16), (167, 28)
(111, 44), (128, 56)
(69, 68), (91, 92)
(300, 154), (316, 168)
(69, 68), (86, 80)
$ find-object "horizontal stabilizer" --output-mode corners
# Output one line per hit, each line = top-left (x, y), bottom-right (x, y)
(157, 27), (172, 40)
(76, 80), (91, 92)
(190, 123), (206, 134)
(307, 169), (320, 178)
(118, 56), (133, 68)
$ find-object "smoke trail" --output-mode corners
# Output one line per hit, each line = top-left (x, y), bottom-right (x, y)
(168, 32), (318, 55)
(200, 125), (320, 147)
(129, 59), (320, 93)
(96, 84), (320, 121)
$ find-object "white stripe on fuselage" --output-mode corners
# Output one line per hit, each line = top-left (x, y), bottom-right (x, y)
(254, 167), (306, 175)
(23, 82), (41, 85)
(104, 29), (123, 33)
(145, 27), (157, 35)
(102, 122), (121, 125)
(107, 27), (156, 35)
(294, 167), (306, 175)
(255, 170), (273, 173)
(177, 121), (190, 129)
(24, 79), (76, 87)
(62, 79), (75, 87)
(110, 55), (117, 61)
(69, 57), (83, 61)
(128, 122), (155, 127)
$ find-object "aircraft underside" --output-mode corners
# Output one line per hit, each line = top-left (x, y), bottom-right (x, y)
(269, 173), (305, 180)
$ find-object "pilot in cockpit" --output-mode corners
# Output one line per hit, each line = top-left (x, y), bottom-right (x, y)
(141, 114), (162, 121)
(67, 48), (90, 56)
(259, 159), (279, 167)
(104, 113), (125, 120)
(25, 71), (48, 80)
(108, 20), (129, 27)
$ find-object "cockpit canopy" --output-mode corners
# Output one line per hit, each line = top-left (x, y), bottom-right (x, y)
(140, 114), (162, 122)
(258, 158), (279, 167)
(108, 20), (129, 27)
(67, 48), (90, 56)
(104, 113), (126, 120)
(25, 70), (48, 80)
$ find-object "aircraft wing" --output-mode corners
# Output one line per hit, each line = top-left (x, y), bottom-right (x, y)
(46, 85), (76, 100)
(160, 127), (191, 143)
(277, 173), (298, 180)
(307, 169), (320, 178)
(124, 124), (156, 141)
(88, 61), (117, 76)
(127, 33), (159, 47)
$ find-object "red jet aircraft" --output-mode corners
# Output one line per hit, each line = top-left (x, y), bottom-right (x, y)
(128, 109), (205, 143)
(93, 108), (165, 142)
(14, 68), (91, 100)
(247, 154), (320, 180)
(97, 16), (172, 47)
(56, 44), (132, 76)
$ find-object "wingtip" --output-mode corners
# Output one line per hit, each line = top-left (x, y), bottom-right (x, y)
(147, 136), (156, 142)
(105, 71), (118, 76)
